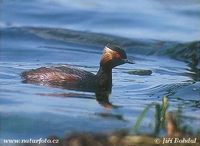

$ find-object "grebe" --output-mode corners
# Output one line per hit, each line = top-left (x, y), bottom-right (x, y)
(21, 44), (133, 106)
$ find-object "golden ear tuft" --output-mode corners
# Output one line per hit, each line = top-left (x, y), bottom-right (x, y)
(101, 51), (113, 64)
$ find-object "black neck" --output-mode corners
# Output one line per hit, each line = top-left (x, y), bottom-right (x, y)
(96, 66), (112, 93)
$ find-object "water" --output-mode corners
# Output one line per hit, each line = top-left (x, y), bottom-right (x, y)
(0, 0), (200, 139)
(1, 0), (200, 42)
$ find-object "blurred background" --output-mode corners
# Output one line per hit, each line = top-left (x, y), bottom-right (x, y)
(1, 0), (200, 41)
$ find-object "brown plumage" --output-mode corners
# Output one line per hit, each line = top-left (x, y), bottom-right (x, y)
(21, 44), (133, 103)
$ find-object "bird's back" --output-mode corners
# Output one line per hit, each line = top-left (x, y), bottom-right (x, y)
(21, 66), (96, 91)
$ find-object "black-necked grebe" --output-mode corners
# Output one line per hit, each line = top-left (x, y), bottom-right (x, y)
(21, 44), (133, 106)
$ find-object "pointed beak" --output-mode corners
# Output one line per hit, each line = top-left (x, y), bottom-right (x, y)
(123, 59), (135, 64)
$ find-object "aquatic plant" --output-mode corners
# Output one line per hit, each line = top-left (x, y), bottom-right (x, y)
(132, 96), (168, 136)
(127, 69), (152, 76)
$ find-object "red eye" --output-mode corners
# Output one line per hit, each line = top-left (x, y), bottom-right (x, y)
(115, 53), (121, 59)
